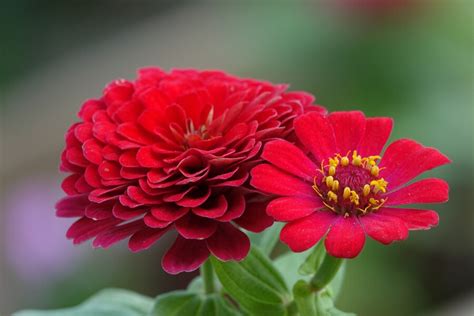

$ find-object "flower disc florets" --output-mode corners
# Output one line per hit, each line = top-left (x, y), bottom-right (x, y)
(313, 150), (388, 216)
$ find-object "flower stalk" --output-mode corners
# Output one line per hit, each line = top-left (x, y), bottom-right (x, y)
(293, 280), (317, 316)
(310, 252), (343, 292)
(200, 259), (215, 294)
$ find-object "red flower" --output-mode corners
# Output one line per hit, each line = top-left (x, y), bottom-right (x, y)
(251, 111), (450, 258)
(56, 68), (326, 274)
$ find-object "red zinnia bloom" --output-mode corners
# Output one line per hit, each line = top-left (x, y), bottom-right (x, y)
(251, 111), (450, 258)
(56, 68), (326, 274)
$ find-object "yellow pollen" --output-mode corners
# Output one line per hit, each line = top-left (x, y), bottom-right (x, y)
(343, 187), (351, 199)
(369, 198), (379, 205)
(332, 180), (340, 191)
(350, 191), (360, 205)
(327, 191), (338, 202)
(329, 157), (339, 167)
(341, 156), (349, 166)
(371, 166), (380, 177)
(328, 166), (336, 176)
(363, 184), (371, 196)
(325, 176), (334, 188)
(352, 151), (362, 166)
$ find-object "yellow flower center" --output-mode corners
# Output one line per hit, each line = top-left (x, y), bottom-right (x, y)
(312, 150), (388, 216)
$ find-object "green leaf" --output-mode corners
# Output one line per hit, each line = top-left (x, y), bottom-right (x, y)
(211, 247), (290, 315)
(298, 242), (325, 276)
(13, 288), (153, 316)
(325, 262), (346, 300)
(150, 291), (241, 316)
(247, 222), (284, 256)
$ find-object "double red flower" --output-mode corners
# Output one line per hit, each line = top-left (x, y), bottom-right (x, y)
(251, 111), (450, 258)
(56, 68), (325, 274)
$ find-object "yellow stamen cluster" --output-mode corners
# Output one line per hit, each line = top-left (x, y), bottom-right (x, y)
(312, 150), (388, 216)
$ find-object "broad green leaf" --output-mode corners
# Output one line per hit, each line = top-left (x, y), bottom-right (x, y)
(298, 242), (325, 276)
(14, 288), (153, 316)
(247, 222), (284, 256)
(150, 291), (241, 316)
(211, 247), (290, 315)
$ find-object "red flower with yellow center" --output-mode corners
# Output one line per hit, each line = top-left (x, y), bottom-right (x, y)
(251, 111), (450, 258)
(56, 68), (326, 274)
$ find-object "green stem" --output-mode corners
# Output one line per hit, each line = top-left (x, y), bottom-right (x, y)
(293, 280), (317, 316)
(200, 259), (215, 294)
(310, 253), (343, 292)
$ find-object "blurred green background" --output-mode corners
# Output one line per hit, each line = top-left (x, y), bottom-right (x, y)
(1, 0), (473, 315)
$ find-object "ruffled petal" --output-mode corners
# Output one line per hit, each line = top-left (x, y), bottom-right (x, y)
(162, 236), (210, 274)
(359, 214), (408, 245)
(175, 213), (218, 239)
(250, 164), (315, 197)
(384, 178), (449, 206)
(357, 117), (393, 157)
(280, 211), (337, 252)
(93, 221), (144, 248)
(379, 139), (451, 190)
(206, 223), (250, 261)
(294, 112), (337, 162)
(261, 140), (317, 181)
(234, 201), (274, 233)
(128, 226), (170, 251)
(328, 111), (366, 154)
(324, 216), (365, 258)
(267, 196), (323, 221)
(376, 207), (439, 230)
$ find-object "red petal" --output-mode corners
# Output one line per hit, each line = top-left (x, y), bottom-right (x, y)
(324, 216), (365, 258)
(379, 139), (451, 190)
(143, 214), (171, 228)
(294, 112), (337, 163)
(93, 221), (144, 248)
(61, 174), (81, 195)
(234, 202), (274, 233)
(162, 236), (210, 274)
(376, 207), (439, 230)
(112, 203), (145, 220)
(128, 227), (170, 252)
(175, 213), (218, 239)
(151, 204), (189, 222)
(328, 111), (366, 154)
(117, 122), (156, 145)
(66, 217), (121, 244)
(280, 211), (336, 252)
(192, 195), (228, 218)
(84, 166), (101, 188)
(357, 117), (393, 157)
(251, 164), (315, 197)
(82, 139), (103, 164)
(66, 147), (89, 167)
(359, 214), (408, 245)
(98, 161), (121, 180)
(267, 197), (323, 221)
(85, 202), (113, 220)
(206, 223), (250, 261)
(136, 146), (164, 168)
(262, 140), (317, 181)
(216, 191), (245, 222)
(55, 194), (89, 217)
(385, 178), (449, 206)
(176, 186), (211, 208)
